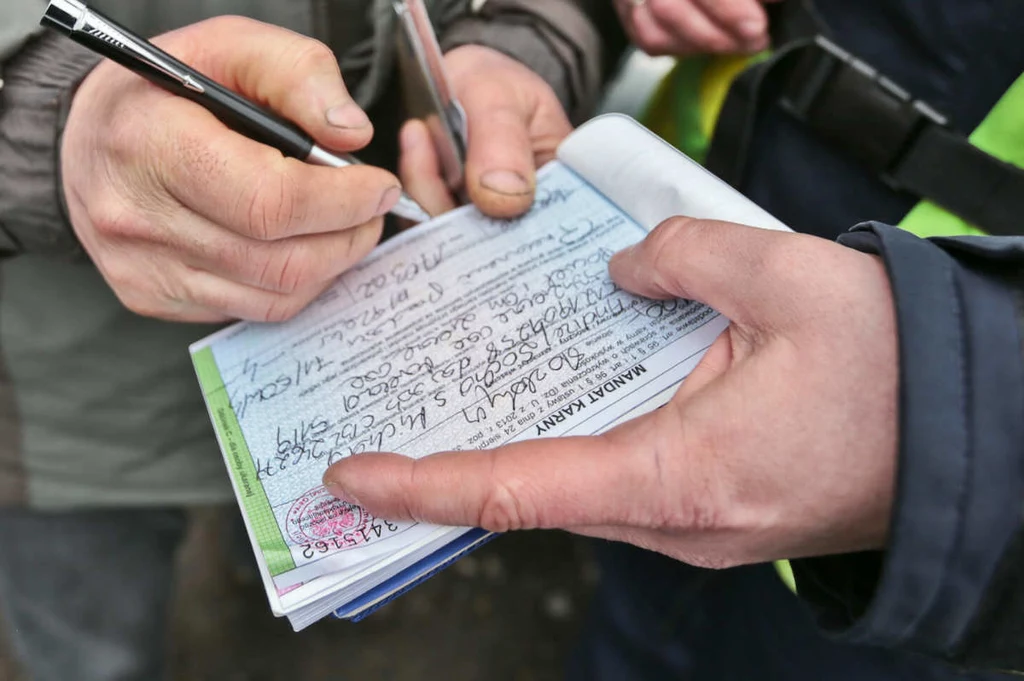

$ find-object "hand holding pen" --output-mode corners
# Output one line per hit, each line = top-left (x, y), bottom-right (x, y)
(44, 6), (423, 323)
(45, 0), (577, 323)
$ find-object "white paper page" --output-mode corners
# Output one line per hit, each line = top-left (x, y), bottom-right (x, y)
(559, 113), (791, 233)
(191, 160), (730, 596)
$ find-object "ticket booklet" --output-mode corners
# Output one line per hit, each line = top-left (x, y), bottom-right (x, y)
(189, 115), (790, 630)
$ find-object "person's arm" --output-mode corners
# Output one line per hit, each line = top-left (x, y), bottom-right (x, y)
(317, 214), (1024, 671)
(438, 0), (628, 124)
(0, 1), (99, 258)
(791, 226), (1024, 673)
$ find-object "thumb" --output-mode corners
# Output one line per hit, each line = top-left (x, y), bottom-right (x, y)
(165, 16), (373, 153)
(445, 45), (571, 219)
(398, 119), (458, 218)
(609, 217), (810, 326)
(462, 95), (538, 219)
(321, 430), (656, 531)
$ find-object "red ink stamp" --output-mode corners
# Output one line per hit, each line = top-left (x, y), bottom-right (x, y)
(286, 486), (367, 546)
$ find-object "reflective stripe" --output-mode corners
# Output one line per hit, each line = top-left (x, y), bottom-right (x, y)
(774, 559), (797, 593)
(899, 73), (1024, 238)
(644, 55), (1024, 238)
(698, 53), (764, 140)
(642, 57), (712, 163)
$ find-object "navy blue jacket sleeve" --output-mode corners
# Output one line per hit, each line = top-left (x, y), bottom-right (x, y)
(790, 223), (1024, 673)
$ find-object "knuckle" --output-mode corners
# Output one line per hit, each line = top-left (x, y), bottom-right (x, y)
(341, 219), (384, 267)
(711, 0), (759, 24)
(207, 237), (250, 280)
(291, 38), (338, 75)
(102, 258), (137, 293)
(706, 34), (739, 53)
(202, 14), (255, 34)
(647, 0), (678, 16)
(477, 479), (533, 532)
(261, 244), (310, 294)
(245, 162), (302, 240)
(260, 294), (307, 324)
(176, 273), (226, 317)
(90, 199), (150, 242)
(644, 217), (697, 280)
(119, 293), (164, 320)
(341, 168), (396, 226)
(104, 109), (148, 165)
(633, 25), (670, 55)
(111, 269), (174, 319)
(648, 215), (692, 250)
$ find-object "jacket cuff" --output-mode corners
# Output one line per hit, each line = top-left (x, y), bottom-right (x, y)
(438, 0), (605, 124)
(791, 223), (1024, 670)
(0, 32), (99, 259)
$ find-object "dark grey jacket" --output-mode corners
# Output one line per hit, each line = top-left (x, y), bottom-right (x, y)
(734, 0), (1024, 672)
(796, 226), (1024, 675)
(0, 0), (623, 508)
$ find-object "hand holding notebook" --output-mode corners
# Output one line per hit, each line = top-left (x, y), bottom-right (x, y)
(190, 115), (792, 629)
(324, 209), (900, 569)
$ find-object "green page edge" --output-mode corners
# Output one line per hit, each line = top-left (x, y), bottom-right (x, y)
(192, 346), (296, 576)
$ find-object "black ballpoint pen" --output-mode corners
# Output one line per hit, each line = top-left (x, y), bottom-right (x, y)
(40, 0), (432, 224)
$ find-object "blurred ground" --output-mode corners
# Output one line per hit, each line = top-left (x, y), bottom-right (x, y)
(0, 50), (674, 681)
(0, 508), (600, 681)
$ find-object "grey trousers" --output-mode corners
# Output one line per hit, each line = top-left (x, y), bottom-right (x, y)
(0, 508), (188, 681)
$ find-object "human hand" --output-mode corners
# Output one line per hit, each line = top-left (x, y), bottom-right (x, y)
(61, 16), (402, 323)
(323, 218), (900, 568)
(398, 44), (573, 220)
(614, 0), (780, 56)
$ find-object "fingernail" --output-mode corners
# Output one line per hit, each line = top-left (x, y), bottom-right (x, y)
(480, 169), (532, 196)
(326, 101), (371, 129)
(323, 480), (361, 506)
(738, 18), (766, 41)
(377, 186), (402, 216)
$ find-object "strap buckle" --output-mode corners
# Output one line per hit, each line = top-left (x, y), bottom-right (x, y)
(779, 36), (949, 190)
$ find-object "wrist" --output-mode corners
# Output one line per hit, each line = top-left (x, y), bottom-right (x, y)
(0, 32), (99, 259)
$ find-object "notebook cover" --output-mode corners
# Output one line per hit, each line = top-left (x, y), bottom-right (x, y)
(331, 529), (495, 621)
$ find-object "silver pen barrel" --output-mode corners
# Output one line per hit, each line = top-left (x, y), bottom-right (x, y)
(306, 146), (432, 223)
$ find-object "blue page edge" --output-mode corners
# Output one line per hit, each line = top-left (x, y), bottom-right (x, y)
(331, 528), (496, 621)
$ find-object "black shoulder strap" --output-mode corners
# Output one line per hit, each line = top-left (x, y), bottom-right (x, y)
(704, 2), (1024, 236)
(702, 42), (809, 189)
(703, 0), (824, 188)
(766, 0), (829, 45)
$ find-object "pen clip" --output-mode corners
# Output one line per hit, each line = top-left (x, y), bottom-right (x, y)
(89, 19), (206, 93)
(43, 0), (205, 93)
